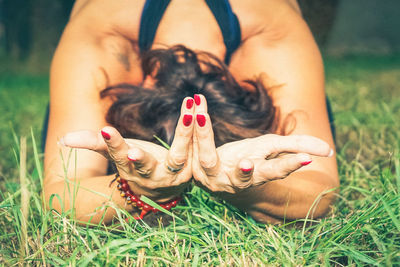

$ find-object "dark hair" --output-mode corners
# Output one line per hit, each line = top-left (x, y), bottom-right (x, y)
(100, 45), (276, 147)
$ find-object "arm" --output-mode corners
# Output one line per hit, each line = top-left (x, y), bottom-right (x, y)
(191, 96), (336, 224)
(44, 10), (193, 224)
(43, 12), (136, 223)
(224, 3), (338, 222)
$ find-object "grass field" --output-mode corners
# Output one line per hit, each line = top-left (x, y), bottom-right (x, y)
(0, 54), (399, 265)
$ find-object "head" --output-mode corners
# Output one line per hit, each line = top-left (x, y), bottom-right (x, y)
(100, 45), (277, 146)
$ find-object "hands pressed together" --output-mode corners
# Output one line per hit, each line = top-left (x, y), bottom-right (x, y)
(61, 94), (333, 202)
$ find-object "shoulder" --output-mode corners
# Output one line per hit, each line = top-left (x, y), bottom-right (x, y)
(228, 0), (330, 140)
(230, 0), (303, 42)
(229, 0), (315, 83)
(65, 0), (145, 42)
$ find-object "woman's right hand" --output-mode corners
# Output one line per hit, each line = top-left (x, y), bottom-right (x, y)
(60, 97), (196, 201)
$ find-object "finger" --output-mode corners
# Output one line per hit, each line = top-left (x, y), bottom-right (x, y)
(166, 97), (195, 173)
(100, 126), (130, 168)
(127, 147), (157, 178)
(266, 135), (333, 158)
(194, 94), (219, 173)
(237, 158), (254, 178)
(193, 93), (207, 113)
(254, 153), (312, 184)
(61, 130), (108, 158)
(229, 159), (254, 190)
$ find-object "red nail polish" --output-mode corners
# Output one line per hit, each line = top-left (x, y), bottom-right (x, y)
(301, 160), (312, 166)
(186, 98), (194, 109)
(196, 114), (206, 127)
(127, 155), (138, 162)
(194, 94), (201, 105)
(183, 114), (193, 126)
(101, 130), (111, 140)
(241, 167), (253, 173)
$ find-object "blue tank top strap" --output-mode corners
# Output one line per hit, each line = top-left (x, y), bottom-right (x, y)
(204, 0), (241, 64)
(138, 0), (241, 64)
(138, 0), (171, 53)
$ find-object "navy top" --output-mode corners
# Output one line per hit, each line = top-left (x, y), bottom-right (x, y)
(138, 0), (241, 64)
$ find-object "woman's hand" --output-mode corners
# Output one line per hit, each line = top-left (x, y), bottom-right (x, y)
(60, 97), (196, 201)
(191, 94), (333, 194)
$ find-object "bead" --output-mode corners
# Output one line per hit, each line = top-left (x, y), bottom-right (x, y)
(120, 192), (125, 197)
(126, 196), (132, 204)
(171, 200), (177, 207)
(130, 195), (138, 202)
(116, 177), (121, 183)
(136, 200), (144, 207)
(117, 184), (122, 190)
(152, 207), (159, 213)
(165, 204), (171, 210)
(143, 204), (152, 211)
(131, 202), (137, 207)
(120, 178), (127, 184)
(121, 183), (129, 191)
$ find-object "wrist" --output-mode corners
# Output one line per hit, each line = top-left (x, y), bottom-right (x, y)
(116, 176), (182, 219)
(125, 178), (182, 202)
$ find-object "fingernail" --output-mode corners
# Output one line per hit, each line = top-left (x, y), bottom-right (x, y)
(186, 98), (194, 109)
(183, 114), (193, 126)
(101, 130), (111, 140)
(127, 155), (138, 162)
(194, 94), (201, 105)
(328, 149), (334, 157)
(301, 160), (312, 166)
(196, 114), (206, 127)
(240, 167), (253, 173)
(239, 159), (253, 174)
(128, 148), (143, 162)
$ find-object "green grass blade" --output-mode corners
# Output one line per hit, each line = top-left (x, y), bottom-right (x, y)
(153, 135), (170, 149)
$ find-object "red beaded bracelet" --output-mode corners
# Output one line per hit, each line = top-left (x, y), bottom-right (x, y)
(116, 175), (181, 220)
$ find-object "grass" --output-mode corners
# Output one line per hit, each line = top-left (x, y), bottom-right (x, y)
(0, 54), (400, 265)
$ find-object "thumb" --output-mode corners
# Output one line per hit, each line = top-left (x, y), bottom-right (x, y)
(61, 130), (108, 158)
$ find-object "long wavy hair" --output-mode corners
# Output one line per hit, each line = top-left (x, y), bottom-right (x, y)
(100, 45), (277, 147)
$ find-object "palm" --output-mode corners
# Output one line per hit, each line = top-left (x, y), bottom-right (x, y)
(123, 139), (192, 189)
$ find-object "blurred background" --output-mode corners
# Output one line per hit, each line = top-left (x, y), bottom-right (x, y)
(1, 2), (399, 264)
(0, 0), (399, 73)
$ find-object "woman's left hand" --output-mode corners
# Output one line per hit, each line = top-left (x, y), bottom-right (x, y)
(191, 94), (333, 194)
(59, 97), (196, 201)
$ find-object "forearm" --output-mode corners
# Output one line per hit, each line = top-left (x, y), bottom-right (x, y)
(43, 174), (134, 224)
(222, 170), (338, 223)
(43, 170), (185, 224)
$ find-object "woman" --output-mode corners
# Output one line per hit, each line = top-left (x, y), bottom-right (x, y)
(44, 0), (338, 224)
